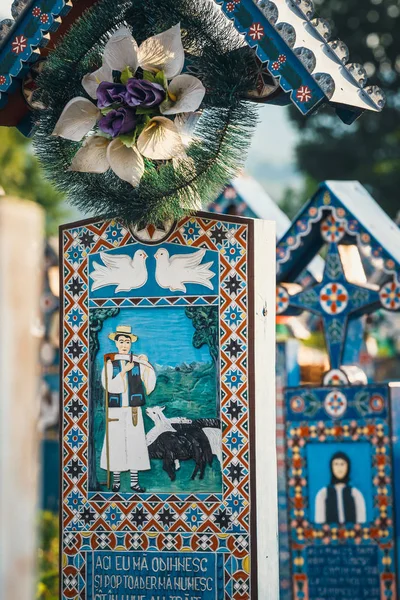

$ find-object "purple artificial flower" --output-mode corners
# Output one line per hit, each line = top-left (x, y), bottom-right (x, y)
(98, 106), (137, 138)
(96, 81), (126, 108)
(124, 78), (166, 108)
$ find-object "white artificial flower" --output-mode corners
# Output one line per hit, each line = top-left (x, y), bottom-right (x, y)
(52, 23), (205, 186)
(105, 24), (185, 79)
(52, 97), (100, 141)
(69, 135), (144, 187)
(160, 74), (205, 116)
(137, 116), (185, 160)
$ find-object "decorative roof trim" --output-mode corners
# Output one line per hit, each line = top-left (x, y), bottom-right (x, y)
(276, 181), (399, 282)
(0, 0), (72, 108)
(214, 0), (385, 119)
(0, 0), (385, 124)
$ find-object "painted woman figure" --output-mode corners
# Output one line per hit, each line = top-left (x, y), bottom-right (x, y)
(100, 325), (156, 492)
(314, 451), (366, 524)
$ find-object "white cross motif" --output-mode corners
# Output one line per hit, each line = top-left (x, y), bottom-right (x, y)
(249, 23), (264, 41)
(296, 85), (312, 102)
(11, 35), (28, 54)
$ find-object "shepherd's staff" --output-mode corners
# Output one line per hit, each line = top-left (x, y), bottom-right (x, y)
(102, 352), (115, 489)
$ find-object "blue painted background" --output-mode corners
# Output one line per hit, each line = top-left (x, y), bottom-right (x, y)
(306, 441), (374, 523)
(95, 306), (212, 367)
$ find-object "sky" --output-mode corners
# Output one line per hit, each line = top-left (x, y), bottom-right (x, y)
(0, 0), (301, 213)
(95, 306), (212, 367)
(245, 104), (302, 201)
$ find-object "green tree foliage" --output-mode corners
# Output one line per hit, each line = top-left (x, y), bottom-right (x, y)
(36, 511), (59, 600)
(289, 0), (400, 216)
(0, 128), (66, 232)
(185, 306), (220, 410)
(185, 306), (219, 363)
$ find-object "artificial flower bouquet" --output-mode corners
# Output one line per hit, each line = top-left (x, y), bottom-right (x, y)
(52, 24), (205, 187)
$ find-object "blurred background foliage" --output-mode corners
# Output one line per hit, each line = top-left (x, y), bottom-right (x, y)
(288, 0), (400, 217)
(36, 511), (59, 600)
(0, 129), (67, 234)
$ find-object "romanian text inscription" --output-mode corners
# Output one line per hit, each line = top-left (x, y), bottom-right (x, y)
(307, 545), (380, 600)
(87, 551), (221, 600)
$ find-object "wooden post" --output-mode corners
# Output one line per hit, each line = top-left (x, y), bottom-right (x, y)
(0, 197), (44, 599)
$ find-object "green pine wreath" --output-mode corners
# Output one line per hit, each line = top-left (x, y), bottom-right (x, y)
(34, 0), (259, 225)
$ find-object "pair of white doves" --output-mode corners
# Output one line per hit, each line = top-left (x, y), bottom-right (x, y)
(90, 247), (215, 293)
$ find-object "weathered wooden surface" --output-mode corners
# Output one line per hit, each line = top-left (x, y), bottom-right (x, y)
(0, 197), (44, 599)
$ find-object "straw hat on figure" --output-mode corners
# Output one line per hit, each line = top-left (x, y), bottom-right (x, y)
(101, 325), (156, 492)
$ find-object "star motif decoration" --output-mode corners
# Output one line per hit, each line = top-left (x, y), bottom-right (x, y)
(225, 399), (243, 421)
(225, 338), (243, 359)
(210, 224), (227, 245)
(157, 506), (176, 527)
(131, 220), (174, 243)
(224, 274), (243, 297)
(227, 461), (245, 484)
(130, 506), (148, 527)
(214, 508), (232, 530)
(67, 277), (85, 298)
(79, 231), (95, 248)
(67, 339), (84, 360)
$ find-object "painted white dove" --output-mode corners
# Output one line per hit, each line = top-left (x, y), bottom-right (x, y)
(154, 247), (215, 292)
(90, 249), (148, 292)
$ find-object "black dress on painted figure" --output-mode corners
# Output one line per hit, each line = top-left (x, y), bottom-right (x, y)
(314, 451), (367, 524)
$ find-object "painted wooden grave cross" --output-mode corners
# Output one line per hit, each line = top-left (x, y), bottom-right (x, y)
(274, 180), (400, 600)
(276, 180), (400, 382)
(60, 212), (277, 599)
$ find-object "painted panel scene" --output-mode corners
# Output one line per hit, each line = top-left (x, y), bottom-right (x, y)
(89, 305), (222, 494)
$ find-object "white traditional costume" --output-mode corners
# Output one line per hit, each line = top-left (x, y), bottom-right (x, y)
(100, 326), (156, 488)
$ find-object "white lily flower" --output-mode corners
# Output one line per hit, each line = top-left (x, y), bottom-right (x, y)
(161, 74), (205, 116)
(138, 24), (185, 79)
(106, 139), (145, 186)
(103, 26), (139, 74)
(69, 136), (110, 172)
(102, 23), (185, 79)
(69, 135), (144, 187)
(52, 97), (100, 141)
(137, 116), (185, 160)
(81, 64), (113, 99)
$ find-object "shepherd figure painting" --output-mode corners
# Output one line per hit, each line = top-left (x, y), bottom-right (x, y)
(101, 324), (156, 493)
(89, 306), (222, 494)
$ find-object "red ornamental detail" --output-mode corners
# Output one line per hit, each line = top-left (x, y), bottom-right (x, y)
(379, 280), (400, 310)
(226, 1), (235, 10)
(32, 6), (41, 16)
(324, 390), (347, 418)
(40, 13), (49, 23)
(319, 282), (349, 315)
(249, 23), (264, 41)
(0, 75), (6, 85)
(272, 61), (280, 71)
(296, 85), (312, 102)
(12, 35), (28, 54)
(320, 214), (345, 243)
(278, 54), (286, 63)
